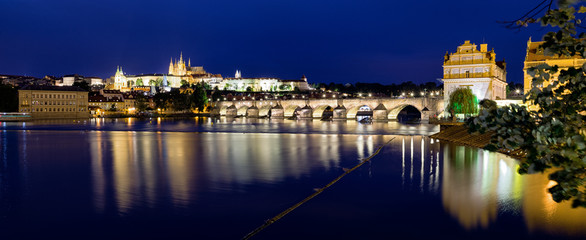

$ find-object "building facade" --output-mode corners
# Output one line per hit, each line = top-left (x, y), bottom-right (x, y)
(523, 37), (586, 94)
(222, 72), (311, 92)
(442, 40), (507, 106)
(18, 85), (89, 118)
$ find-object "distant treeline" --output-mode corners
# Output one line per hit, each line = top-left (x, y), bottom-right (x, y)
(312, 81), (443, 96)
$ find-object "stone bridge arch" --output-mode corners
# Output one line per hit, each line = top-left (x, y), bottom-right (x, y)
(312, 105), (334, 118)
(219, 105), (230, 115)
(237, 106), (249, 116)
(387, 104), (420, 121)
(346, 104), (374, 119)
(259, 105), (272, 117)
(284, 105), (302, 118)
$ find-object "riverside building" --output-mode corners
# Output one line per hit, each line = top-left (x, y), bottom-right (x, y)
(18, 85), (89, 119)
(523, 37), (586, 94)
(441, 40), (507, 106)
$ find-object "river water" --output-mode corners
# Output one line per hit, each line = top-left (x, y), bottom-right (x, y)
(0, 118), (585, 239)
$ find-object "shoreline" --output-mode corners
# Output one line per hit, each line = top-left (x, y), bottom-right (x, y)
(430, 124), (525, 160)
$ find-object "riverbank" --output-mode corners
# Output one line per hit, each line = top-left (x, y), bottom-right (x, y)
(96, 112), (211, 118)
(430, 124), (525, 159)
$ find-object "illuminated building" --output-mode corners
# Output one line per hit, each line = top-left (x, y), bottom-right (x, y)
(222, 71), (311, 92)
(55, 74), (104, 87)
(18, 85), (89, 118)
(523, 37), (586, 94)
(442, 40), (507, 106)
(88, 94), (124, 113)
(109, 53), (311, 92)
(110, 53), (222, 91)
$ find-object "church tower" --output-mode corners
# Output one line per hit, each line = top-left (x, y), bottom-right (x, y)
(114, 66), (127, 90)
(168, 53), (188, 76)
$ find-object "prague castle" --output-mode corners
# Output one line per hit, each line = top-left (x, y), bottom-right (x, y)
(442, 40), (507, 105)
(109, 53), (310, 92)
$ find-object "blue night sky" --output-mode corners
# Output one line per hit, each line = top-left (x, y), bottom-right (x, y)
(0, 0), (549, 85)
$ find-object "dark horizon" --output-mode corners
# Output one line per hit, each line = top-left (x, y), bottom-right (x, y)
(1, 0), (547, 85)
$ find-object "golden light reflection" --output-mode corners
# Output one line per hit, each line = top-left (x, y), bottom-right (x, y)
(89, 130), (382, 214)
(440, 143), (586, 238)
(442, 144), (502, 230)
(522, 174), (586, 237)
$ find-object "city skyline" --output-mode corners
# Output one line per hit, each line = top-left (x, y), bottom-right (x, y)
(1, 0), (544, 84)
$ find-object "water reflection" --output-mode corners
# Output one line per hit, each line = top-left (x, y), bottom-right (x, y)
(440, 143), (586, 237)
(89, 131), (381, 214)
(522, 174), (586, 236)
(397, 136), (441, 193)
(3, 120), (586, 238)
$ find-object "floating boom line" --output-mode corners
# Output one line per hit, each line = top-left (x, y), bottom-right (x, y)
(242, 137), (396, 240)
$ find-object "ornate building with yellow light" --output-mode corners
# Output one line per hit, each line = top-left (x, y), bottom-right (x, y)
(442, 40), (507, 106)
(109, 53), (311, 92)
(109, 53), (223, 91)
(523, 37), (586, 94)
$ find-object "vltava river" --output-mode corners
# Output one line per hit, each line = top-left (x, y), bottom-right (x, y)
(0, 118), (585, 239)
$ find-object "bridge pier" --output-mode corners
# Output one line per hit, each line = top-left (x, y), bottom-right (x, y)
(333, 105), (347, 120)
(271, 104), (284, 118)
(210, 106), (220, 116)
(298, 105), (313, 119)
(247, 106), (259, 118)
(373, 103), (388, 122)
(226, 104), (237, 117)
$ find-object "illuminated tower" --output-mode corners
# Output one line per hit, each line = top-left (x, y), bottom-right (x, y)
(235, 70), (241, 78)
(114, 66), (127, 90)
(168, 53), (187, 76)
(442, 40), (507, 106)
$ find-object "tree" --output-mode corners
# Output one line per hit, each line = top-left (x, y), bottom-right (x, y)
(246, 86), (254, 92)
(135, 94), (148, 112)
(192, 83), (208, 112)
(73, 81), (90, 91)
(448, 87), (478, 117)
(0, 84), (18, 112)
(136, 78), (144, 86)
(127, 80), (134, 87)
(211, 87), (223, 102)
(149, 79), (156, 86)
(469, 0), (586, 208)
(180, 79), (189, 87)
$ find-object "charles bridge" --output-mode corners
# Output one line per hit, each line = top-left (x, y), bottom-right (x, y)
(211, 97), (444, 122)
